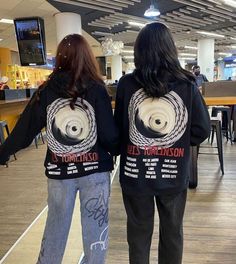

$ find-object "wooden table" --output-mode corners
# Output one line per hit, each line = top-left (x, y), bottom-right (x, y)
(204, 96), (236, 106)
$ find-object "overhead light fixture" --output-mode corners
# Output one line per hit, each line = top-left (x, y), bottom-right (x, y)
(128, 21), (146, 28)
(0, 39), (2, 41)
(144, 4), (160, 17)
(231, 37), (236, 40)
(196, 31), (225, 38)
(0, 18), (14, 24)
(231, 45), (236, 48)
(223, 0), (236, 8)
(184, 45), (198, 50)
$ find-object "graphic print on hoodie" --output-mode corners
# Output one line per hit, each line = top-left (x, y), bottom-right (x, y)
(129, 89), (188, 149)
(46, 97), (99, 176)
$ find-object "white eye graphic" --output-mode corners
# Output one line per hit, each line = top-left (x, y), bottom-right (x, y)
(135, 98), (175, 138)
(52, 106), (90, 145)
(129, 89), (188, 148)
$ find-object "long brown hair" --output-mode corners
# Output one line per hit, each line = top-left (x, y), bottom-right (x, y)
(36, 34), (103, 108)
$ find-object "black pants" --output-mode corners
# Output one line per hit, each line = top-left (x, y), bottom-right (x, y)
(122, 189), (187, 264)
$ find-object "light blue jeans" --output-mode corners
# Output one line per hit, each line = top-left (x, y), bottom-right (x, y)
(37, 172), (110, 264)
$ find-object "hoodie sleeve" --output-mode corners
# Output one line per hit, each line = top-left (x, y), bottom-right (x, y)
(113, 78), (125, 155)
(95, 85), (119, 155)
(190, 85), (211, 146)
(0, 89), (47, 165)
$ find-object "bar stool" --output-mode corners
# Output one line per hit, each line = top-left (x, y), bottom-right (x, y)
(211, 106), (233, 144)
(200, 117), (224, 175)
(0, 120), (17, 162)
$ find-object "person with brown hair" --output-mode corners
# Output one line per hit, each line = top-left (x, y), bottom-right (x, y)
(0, 34), (118, 264)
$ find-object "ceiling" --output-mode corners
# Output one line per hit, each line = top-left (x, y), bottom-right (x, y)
(0, 0), (236, 62)
(48, 0), (236, 61)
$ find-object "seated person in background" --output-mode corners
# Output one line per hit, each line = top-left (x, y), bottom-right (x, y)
(0, 76), (10, 90)
(192, 65), (208, 90)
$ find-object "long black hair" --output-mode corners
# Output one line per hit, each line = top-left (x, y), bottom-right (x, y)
(133, 22), (195, 97)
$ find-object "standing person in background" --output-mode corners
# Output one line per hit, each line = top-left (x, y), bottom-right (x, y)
(192, 65), (208, 90)
(0, 34), (119, 264)
(114, 22), (210, 264)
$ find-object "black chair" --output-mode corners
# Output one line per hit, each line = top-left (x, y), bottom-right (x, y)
(0, 120), (17, 163)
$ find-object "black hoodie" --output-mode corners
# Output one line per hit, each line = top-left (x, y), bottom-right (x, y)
(114, 74), (210, 195)
(0, 72), (119, 179)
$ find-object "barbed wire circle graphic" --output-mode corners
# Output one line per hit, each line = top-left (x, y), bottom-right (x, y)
(47, 98), (97, 156)
(129, 89), (188, 149)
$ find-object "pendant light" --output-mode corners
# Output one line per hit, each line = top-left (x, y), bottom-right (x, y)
(144, 0), (160, 17)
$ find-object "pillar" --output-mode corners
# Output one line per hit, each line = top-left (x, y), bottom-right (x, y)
(197, 38), (215, 81)
(54, 12), (82, 44)
(111, 55), (122, 82)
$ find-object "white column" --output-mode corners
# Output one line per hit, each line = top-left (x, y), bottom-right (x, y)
(179, 58), (186, 69)
(111, 55), (122, 82)
(197, 38), (215, 81)
(54, 12), (82, 44)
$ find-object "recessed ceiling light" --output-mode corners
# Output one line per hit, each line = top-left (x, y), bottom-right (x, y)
(196, 31), (225, 38)
(179, 57), (196, 60)
(121, 50), (134, 53)
(123, 55), (134, 59)
(218, 52), (232, 57)
(184, 46), (198, 50)
(0, 39), (2, 41)
(179, 53), (197, 56)
(128, 21), (146, 28)
(0, 18), (14, 24)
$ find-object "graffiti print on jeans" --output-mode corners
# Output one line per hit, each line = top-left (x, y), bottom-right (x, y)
(90, 226), (108, 251)
(85, 192), (108, 227)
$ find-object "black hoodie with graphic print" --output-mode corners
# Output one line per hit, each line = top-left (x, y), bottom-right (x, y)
(0, 72), (119, 179)
(114, 73), (211, 196)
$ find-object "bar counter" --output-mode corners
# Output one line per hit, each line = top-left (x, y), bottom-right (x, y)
(0, 98), (29, 115)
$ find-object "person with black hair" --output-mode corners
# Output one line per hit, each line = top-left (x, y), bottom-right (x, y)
(192, 65), (208, 88)
(0, 34), (119, 264)
(114, 22), (210, 264)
